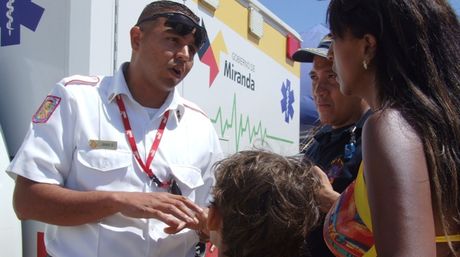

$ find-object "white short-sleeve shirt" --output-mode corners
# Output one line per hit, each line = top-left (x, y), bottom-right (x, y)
(7, 63), (223, 257)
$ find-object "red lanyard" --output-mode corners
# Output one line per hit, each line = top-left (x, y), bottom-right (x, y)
(115, 94), (170, 188)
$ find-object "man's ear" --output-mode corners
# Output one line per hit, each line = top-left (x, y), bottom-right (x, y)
(130, 26), (142, 51)
(362, 33), (377, 62)
(207, 206), (222, 231)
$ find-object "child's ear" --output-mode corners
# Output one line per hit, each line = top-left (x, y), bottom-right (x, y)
(207, 206), (222, 230)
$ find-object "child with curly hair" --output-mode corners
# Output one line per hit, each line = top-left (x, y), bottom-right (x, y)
(206, 150), (321, 257)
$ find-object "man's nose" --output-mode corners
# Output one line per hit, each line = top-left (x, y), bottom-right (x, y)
(176, 45), (192, 62)
(313, 78), (328, 96)
(176, 34), (195, 61)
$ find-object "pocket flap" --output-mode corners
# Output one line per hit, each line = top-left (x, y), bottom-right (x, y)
(170, 165), (204, 189)
(77, 149), (132, 172)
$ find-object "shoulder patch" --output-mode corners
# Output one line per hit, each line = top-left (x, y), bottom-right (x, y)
(63, 75), (100, 87)
(184, 103), (208, 118)
(32, 95), (61, 123)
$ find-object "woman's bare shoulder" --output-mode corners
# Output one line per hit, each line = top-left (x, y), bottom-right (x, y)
(364, 108), (419, 145)
(363, 108), (426, 182)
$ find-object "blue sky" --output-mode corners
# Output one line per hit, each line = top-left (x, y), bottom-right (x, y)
(257, 0), (460, 126)
(259, 0), (460, 36)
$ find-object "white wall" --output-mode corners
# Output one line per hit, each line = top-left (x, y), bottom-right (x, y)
(0, 126), (21, 257)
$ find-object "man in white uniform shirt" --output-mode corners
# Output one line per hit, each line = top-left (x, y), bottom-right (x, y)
(6, 1), (223, 257)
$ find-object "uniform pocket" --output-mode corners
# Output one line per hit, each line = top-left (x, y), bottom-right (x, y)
(74, 149), (133, 190)
(170, 165), (203, 200)
(77, 149), (131, 172)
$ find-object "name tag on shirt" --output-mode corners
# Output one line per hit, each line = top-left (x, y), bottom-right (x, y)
(89, 140), (117, 150)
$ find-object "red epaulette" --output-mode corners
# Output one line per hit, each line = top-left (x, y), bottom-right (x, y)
(184, 103), (209, 119)
(63, 75), (100, 87)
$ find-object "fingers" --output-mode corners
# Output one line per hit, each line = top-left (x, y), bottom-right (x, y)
(196, 207), (209, 231)
(119, 192), (205, 233)
(160, 205), (203, 234)
(162, 215), (207, 235)
(161, 199), (209, 235)
(146, 193), (203, 232)
(311, 165), (326, 178)
(174, 194), (204, 214)
(164, 194), (202, 224)
(311, 165), (331, 187)
(310, 166), (340, 213)
(153, 210), (186, 230)
(184, 207), (208, 232)
(163, 220), (187, 234)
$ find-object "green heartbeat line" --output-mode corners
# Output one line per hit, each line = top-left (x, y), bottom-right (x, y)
(210, 94), (294, 151)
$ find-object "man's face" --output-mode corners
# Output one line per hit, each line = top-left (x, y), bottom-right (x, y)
(132, 15), (197, 93)
(310, 55), (363, 128)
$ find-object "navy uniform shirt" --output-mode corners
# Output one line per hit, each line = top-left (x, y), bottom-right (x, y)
(303, 110), (371, 257)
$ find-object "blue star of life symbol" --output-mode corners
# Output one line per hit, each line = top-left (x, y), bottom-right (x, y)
(280, 79), (295, 124)
(0, 0), (44, 46)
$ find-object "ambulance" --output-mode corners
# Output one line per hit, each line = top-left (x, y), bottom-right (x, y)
(0, 0), (302, 256)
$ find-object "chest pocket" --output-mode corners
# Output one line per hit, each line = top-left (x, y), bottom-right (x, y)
(170, 165), (204, 201)
(77, 149), (132, 171)
(75, 149), (132, 190)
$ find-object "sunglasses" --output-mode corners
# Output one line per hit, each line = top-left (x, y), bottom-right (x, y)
(136, 12), (208, 50)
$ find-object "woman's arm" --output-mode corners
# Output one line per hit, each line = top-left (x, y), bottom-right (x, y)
(363, 110), (436, 257)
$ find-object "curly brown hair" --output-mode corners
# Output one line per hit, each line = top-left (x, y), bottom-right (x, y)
(211, 150), (321, 257)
